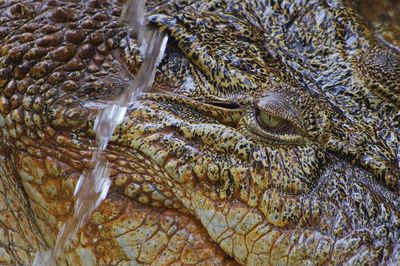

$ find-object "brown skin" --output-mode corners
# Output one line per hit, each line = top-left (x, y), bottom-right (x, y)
(0, 0), (399, 265)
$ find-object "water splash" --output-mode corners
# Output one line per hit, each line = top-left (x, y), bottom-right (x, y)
(33, 0), (168, 264)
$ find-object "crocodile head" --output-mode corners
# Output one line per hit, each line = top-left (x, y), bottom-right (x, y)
(0, 0), (399, 265)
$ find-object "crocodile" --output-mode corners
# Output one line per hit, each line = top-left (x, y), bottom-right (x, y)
(0, 0), (399, 265)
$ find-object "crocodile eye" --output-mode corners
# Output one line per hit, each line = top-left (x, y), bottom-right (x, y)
(258, 111), (288, 131)
(257, 108), (295, 135)
(248, 94), (305, 144)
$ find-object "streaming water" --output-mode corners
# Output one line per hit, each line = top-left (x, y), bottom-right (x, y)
(32, 0), (168, 265)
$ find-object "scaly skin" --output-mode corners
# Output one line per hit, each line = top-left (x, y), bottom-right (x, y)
(0, 0), (399, 265)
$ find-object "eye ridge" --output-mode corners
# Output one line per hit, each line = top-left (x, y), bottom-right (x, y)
(205, 101), (241, 109)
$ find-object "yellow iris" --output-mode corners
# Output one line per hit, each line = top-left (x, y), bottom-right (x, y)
(259, 111), (284, 129)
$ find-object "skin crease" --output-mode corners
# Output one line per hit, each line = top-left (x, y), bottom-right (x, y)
(0, 0), (399, 265)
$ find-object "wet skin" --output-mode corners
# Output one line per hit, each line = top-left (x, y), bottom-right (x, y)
(0, 0), (399, 265)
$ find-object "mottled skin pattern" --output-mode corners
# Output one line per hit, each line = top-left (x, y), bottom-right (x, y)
(0, 0), (399, 265)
